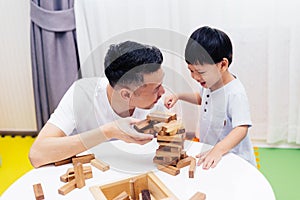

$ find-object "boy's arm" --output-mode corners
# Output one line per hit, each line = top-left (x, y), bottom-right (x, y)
(164, 92), (201, 108)
(197, 125), (248, 169)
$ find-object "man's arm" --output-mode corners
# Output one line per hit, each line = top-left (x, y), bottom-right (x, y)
(29, 119), (154, 168)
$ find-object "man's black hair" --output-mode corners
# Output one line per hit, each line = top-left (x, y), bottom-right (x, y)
(104, 41), (163, 87)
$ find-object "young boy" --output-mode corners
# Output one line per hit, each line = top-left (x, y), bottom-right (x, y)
(164, 26), (256, 169)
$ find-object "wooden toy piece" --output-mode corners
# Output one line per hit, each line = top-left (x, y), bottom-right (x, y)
(72, 153), (95, 164)
(54, 156), (75, 166)
(153, 122), (167, 132)
(189, 157), (196, 178)
(158, 141), (183, 149)
(189, 192), (206, 200)
(180, 150), (188, 159)
(153, 156), (178, 166)
(157, 164), (180, 176)
(161, 120), (183, 136)
(112, 191), (130, 200)
(129, 178), (136, 200)
(58, 179), (76, 195)
(141, 189), (151, 200)
(156, 148), (181, 158)
(157, 133), (184, 143)
(176, 156), (192, 169)
(133, 119), (152, 132)
(74, 162), (85, 188)
(60, 166), (93, 182)
(33, 183), (44, 200)
(91, 158), (110, 172)
(147, 111), (176, 123)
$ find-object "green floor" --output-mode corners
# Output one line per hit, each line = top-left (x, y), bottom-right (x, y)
(0, 136), (300, 199)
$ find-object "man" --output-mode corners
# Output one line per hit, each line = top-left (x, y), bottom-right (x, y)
(29, 41), (166, 168)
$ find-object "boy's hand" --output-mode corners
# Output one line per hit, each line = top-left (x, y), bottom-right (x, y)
(164, 94), (179, 109)
(196, 147), (223, 170)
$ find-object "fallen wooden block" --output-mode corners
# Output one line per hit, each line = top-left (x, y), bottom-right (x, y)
(176, 156), (192, 169)
(189, 157), (196, 178)
(33, 183), (44, 200)
(157, 164), (180, 176)
(189, 191), (206, 200)
(54, 156), (75, 166)
(58, 179), (77, 195)
(91, 158), (110, 172)
(72, 153), (95, 164)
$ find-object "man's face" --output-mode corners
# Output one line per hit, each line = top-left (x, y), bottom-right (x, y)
(129, 68), (165, 109)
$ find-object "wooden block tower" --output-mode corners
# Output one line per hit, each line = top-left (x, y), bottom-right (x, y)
(134, 111), (190, 176)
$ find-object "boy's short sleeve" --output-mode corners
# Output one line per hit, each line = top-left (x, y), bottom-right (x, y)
(228, 93), (252, 128)
(48, 83), (76, 135)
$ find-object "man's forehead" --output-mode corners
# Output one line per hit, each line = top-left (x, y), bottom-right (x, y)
(143, 68), (164, 84)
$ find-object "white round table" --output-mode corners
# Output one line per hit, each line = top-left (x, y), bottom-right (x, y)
(1, 140), (275, 200)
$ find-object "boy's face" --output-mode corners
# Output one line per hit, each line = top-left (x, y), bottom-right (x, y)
(129, 68), (165, 109)
(188, 63), (224, 91)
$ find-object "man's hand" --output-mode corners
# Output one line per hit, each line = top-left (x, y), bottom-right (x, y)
(101, 117), (154, 145)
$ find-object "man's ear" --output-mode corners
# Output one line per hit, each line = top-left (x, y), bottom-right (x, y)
(120, 88), (132, 100)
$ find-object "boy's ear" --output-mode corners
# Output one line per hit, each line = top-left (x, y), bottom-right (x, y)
(120, 88), (132, 100)
(220, 58), (229, 71)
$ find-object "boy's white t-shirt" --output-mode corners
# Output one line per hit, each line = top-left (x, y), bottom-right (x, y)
(199, 78), (256, 166)
(48, 77), (165, 136)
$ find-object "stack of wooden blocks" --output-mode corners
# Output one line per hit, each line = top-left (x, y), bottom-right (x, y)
(134, 111), (196, 178)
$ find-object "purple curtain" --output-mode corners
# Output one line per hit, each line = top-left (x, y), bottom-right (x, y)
(30, 0), (80, 131)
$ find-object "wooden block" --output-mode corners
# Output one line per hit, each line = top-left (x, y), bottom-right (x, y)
(72, 153), (95, 164)
(158, 141), (183, 149)
(157, 164), (180, 176)
(158, 145), (182, 153)
(147, 111), (174, 123)
(91, 158), (110, 171)
(65, 165), (92, 175)
(60, 170), (93, 182)
(156, 149), (181, 157)
(58, 179), (76, 195)
(189, 157), (196, 178)
(134, 119), (152, 132)
(176, 156), (192, 168)
(74, 162), (85, 188)
(180, 151), (188, 159)
(54, 156), (75, 166)
(153, 156), (178, 165)
(157, 133), (184, 143)
(189, 192), (206, 200)
(153, 122), (167, 132)
(112, 191), (130, 200)
(129, 178), (136, 200)
(33, 183), (44, 200)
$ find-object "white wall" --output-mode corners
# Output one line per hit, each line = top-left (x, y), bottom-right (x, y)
(0, 1), (36, 131)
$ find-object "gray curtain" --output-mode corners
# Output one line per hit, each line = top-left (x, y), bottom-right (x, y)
(30, 0), (80, 131)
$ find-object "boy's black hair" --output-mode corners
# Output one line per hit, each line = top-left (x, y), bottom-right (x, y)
(185, 26), (233, 66)
(104, 41), (163, 88)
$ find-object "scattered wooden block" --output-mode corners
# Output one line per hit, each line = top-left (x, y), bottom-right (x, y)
(72, 153), (95, 164)
(58, 179), (76, 195)
(60, 170), (93, 182)
(129, 178), (136, 200)
(91, 158), (110, 172)
(176, 156), (192, 169)
(189, 157), (196, 178)
(112, 191), (130, 200)
(189, 191), (206, 200)
(33, 183), (44, 200)
(74, 162), (85, 188)
(54, 156), (75, 166)
(157, 164), (180, 176)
